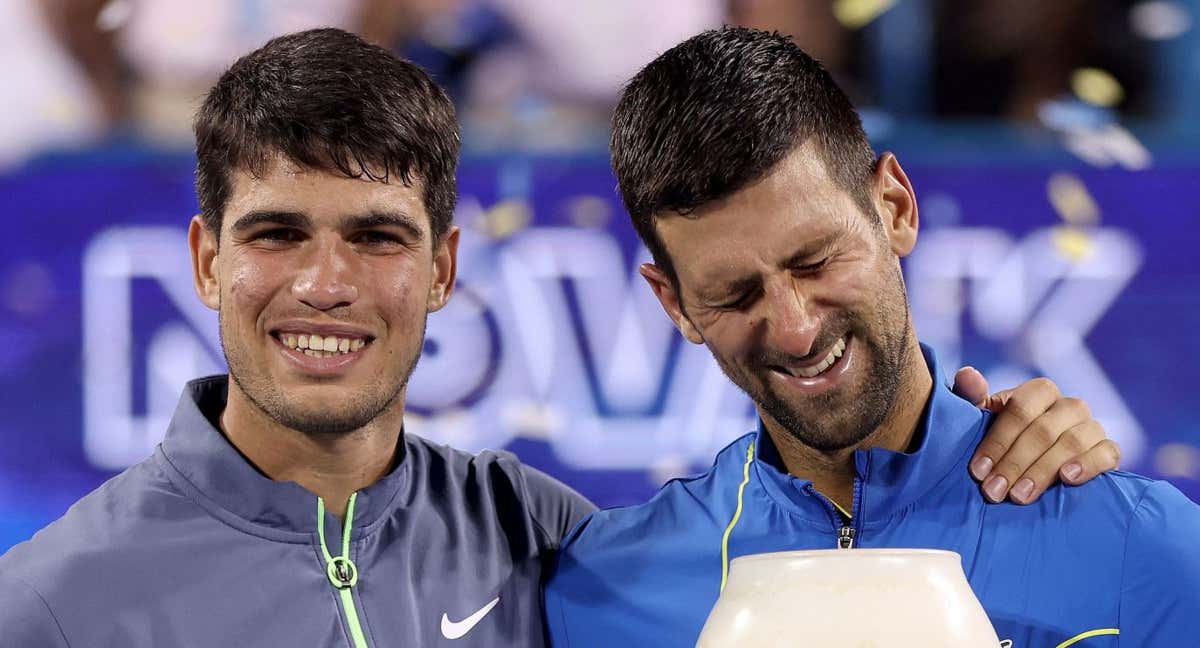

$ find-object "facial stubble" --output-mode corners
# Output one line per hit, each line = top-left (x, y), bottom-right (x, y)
(221, 307), (427, 437)
(707, 262), (912, 453)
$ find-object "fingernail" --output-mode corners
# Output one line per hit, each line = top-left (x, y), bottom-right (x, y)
(1062, 463), (1082, 482)
(983, 476), (1008, 502)
(1011, 478), (1034, 503)
(970, 456), (993, 480)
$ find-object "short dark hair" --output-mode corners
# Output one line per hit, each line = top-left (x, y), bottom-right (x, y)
(194, 28), (460, 242)
(611, 27), (877, 283)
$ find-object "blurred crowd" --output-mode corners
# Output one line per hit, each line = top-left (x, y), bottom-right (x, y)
(3, 0), (1193, 168)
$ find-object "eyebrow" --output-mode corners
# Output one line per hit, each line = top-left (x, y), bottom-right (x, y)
(701, 233), (842, 302)
(229, 209), (426, 242)
(229, 210), (310, 234)
(347, 211), (426, 243)
(779, 233), (839, 269)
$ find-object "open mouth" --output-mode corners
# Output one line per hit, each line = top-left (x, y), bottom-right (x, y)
(773, 336), (847, 379)
(272, 332), (372, 358)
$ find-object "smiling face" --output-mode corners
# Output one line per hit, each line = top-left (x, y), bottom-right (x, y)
(189, 153), (458, 436)
(642, 143), (920, 452)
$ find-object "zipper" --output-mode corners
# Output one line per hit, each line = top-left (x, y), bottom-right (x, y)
(839, 473), (864, 549)
(317, 493), (369, 648)
(837, 524), (856, 549)
(808, 477), (863, 550)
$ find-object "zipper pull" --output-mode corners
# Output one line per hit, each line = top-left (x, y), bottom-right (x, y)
(837, 525), (855, 549)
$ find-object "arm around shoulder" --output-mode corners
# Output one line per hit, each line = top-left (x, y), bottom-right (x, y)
(1118, 481), (1200, 645)
(0, 573), (71, 647)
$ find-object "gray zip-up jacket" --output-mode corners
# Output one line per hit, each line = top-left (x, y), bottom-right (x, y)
(0, 376), (595, 647)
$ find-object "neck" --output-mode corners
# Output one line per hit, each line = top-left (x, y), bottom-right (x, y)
(763, 335), (932, 512)
(219, 381), (405, 519)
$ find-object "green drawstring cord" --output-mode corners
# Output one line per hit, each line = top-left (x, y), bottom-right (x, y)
(317, 493), (368, 648)
(317, 493), (359, 588)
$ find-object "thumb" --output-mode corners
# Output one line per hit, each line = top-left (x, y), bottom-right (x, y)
(952, 366), (989, 407)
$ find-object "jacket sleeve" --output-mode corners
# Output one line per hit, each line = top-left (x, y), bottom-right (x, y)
(515, 462), (597, 549)
(0, 573), (71, 647)
(1118, 480), (1200, 645)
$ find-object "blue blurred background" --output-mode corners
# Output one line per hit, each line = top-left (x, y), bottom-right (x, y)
(3, 0), (1199, 552)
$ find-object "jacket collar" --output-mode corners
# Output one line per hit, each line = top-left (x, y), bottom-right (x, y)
(156, 375), (411, 534)
(752, 344), (989, 527)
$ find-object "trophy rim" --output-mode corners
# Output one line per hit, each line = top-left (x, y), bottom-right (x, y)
(729, 548), (962, 565)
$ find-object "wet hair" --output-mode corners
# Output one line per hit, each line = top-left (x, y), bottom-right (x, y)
(194, 28), (460, 242)
(611, 27), (877, 282)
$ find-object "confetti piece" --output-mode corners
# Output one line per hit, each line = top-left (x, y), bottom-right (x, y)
(1062, 124), (1152, 170)
(1051, 226), (1095, 261)
(477, 199), (532, 240)
(833, 0), (898, 29)
(1130, 1), (1192, 40)
(651, 456), (693, 485)
(96, 0), (133, 32)
(1071, 68), (1125, 108)
(1047, 173), (1100, 226)
(568, 196), (612, 228)
(500, 400), (562, 439)
(1155, 443), (1200, 479)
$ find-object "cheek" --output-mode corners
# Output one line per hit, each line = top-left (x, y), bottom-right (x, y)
(702, 314), (761, 360)
(817, 254), (884, 306)
(368, 261), (431, 321)
(224, 255), (282, 317)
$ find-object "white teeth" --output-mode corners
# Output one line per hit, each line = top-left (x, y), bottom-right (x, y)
(282, 332), (368, 356)
(788, 337), (847, 379)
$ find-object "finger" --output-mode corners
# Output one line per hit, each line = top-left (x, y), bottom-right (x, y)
(1006, 419), (1104, 505)
(969, 377), (1060, 483)
(979, 390), (1083, 503)
(952, 366), (989, 407)
(1059, 438), (1122, 486)
(981, 396), (1087, 503)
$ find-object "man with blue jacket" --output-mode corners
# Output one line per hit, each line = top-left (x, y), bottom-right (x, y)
(545, 28), (1200, 647)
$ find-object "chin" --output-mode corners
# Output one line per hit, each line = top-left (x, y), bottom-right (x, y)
(271, 405), (378, 436)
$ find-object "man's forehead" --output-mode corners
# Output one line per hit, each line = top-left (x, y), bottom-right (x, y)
(229, 150), (419, 190)
(223, 152), (428, 229)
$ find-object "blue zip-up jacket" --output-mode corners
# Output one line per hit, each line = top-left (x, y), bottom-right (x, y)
(544, 346), (1200, 647)
(0, 376), (595, 647)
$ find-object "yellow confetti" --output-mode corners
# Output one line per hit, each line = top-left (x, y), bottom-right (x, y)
(1071, 68), (1125, 108)
(1047, 172), (1100, 226)
(833, 0), (898, 29)
(1051, 226), (1095, 261)
(477, 199), (532, 240)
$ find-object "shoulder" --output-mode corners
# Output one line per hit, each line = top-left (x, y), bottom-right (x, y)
(994, 471), (1200, 577)
(402, 434), (595, 547)
(557, 431), (757, 564)
(1119, 477), (1200, 574)
(1106, 477), (1200, 642)
(0, 458), (176, 639)
(544, 433), (756, 647)
(0, 572), (70, 646)
(1, 458), (173, 569)
(403, 433), (573, 500)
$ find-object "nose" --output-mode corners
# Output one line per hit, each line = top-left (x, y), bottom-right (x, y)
(762, 280), (820, 359)
(291, 234), (359, 311)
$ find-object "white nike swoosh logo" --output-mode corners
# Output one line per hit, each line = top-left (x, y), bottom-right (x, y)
(440, 596), (500, 639)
